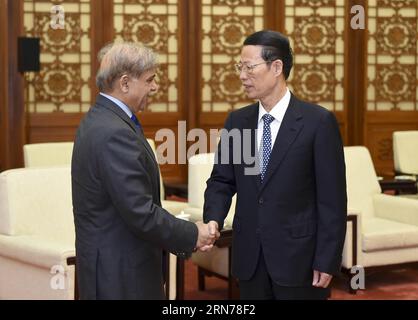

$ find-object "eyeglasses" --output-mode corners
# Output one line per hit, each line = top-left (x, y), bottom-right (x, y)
(234, 61), (270, 74)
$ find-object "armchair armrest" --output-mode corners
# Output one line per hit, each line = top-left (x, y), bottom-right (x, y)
(182, 206), (203, 222)
(0, 234), (75, 270)
(373, 193), (418, 227)
(379, 179), (417, 195)
(161, 200), (189, 215)
(342, 209), (362, 269)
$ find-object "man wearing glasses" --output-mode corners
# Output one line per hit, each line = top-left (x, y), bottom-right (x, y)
(203, 30), (347, 299)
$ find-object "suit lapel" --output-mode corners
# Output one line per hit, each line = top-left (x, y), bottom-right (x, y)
(138, 134), (159, 169)
(258, 94), (304, 194)
(242, 103), (262, 191)
(96, 95), (160, 173)
(96, 94), (136, 131)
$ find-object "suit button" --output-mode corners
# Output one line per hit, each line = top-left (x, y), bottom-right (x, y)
(258, 198), (264, 205)
(256, 228), (261, 235)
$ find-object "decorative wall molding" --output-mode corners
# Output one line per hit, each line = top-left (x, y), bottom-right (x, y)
(1, 0), (417, 180)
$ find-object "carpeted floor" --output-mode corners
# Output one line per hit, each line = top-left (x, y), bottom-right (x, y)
(183, 260), (418, 300)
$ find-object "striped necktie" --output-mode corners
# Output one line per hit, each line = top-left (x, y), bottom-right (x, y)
(130, 114), (142, 131)
(260, 113), (275, 182)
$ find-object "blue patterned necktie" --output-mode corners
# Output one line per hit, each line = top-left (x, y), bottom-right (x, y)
(130, 114), (142, 131)
(261, 114), (275, 182)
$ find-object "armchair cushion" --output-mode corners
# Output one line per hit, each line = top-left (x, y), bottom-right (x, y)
(23, 142), (74, 168)
(0, 234), (74, 269)
(344, 146), (381, 219)
(188, 153), (216, 208)
(373, 193), (418, 227)
(0, 167), (74, 242)
(362, 217), (418, 252)
(187, 153), (236, 221)
(0, 167), (75, 299)
(161, 200), (188, 215)
(393, 131), (418, 175)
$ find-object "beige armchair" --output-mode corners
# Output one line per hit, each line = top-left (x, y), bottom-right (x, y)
(23, 142), (74, 168)
(23, 140), (187, 215)
(342, 146), (418, 292)
(0, 167), (76, 299)
(393, 130), (418, 178)
(182, 153), (236, 297)
(146, 139), (188, 215)
(146, 139), (187, 300)
(21, 140), (184, 300)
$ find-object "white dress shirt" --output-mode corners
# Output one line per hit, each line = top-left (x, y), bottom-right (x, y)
(257, 88), (291, 153)
(100, 92), (133, 118)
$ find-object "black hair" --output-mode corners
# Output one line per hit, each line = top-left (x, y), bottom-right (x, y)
(243, 30), (293, 80)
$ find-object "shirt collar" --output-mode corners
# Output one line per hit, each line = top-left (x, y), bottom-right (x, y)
(100, 92), (133, 118)
(258, 87), (291, 124)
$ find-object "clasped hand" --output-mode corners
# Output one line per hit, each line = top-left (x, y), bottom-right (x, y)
(195, 220), (220, 252)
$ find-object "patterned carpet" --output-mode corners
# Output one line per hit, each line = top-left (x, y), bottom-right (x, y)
(183, 260), (418, 300)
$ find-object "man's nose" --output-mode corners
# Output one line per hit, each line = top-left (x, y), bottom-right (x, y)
(239, 70), (248, 81)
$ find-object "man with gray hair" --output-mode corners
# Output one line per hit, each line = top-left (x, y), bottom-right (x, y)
(71, 42), (218, 299)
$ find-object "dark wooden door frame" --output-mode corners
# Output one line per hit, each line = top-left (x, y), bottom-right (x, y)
(0, 0), (25, 171)
(346, 0), (367, 146)
(0, 0), (391, 174)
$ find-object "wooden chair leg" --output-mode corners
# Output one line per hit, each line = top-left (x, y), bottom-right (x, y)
(198, 266), (206, 291)
(66, 256), (79, 300)
(228, 276), (240, 299)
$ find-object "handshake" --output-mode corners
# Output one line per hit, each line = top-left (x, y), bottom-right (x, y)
(194, 221), (220, 252)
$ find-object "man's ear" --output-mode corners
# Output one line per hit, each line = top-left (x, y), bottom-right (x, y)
(274, 60), (283, 76)
(120, 75), (129, 93)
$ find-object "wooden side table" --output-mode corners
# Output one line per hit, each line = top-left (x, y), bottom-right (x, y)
(175, 227), (239, 300)
(164, 182), (188, 199)
(379, 179), (417, 195)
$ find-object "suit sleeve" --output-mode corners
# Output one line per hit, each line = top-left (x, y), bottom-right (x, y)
(203, 113), (237, 230)
(98, 127), (198, 255)
(313, 111), (347, 275)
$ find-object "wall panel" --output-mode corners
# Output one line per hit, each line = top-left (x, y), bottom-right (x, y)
(1, 0), (417, 180)
(365, 0), (418, 175)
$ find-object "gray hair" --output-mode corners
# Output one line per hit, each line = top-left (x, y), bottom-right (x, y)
(96, 42), (158, 92)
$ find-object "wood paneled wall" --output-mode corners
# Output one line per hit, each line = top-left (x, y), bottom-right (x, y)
(1, 0), (417, 182)
(363, 0), (418, 176)
(0, 0), (25, 172)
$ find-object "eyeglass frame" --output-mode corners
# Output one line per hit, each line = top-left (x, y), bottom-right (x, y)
(234, 60), (273, 74)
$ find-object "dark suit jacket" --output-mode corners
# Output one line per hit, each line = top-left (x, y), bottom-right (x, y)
(204, 94), (347, 286)
(71, 94), (197, 299)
